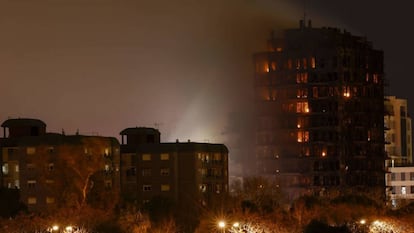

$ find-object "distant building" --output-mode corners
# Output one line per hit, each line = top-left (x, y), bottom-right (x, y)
(252, 20), (385, 200)
(386, 166), (414, 209)
(0, 118), (120, 212)
(384, 96), (413, 164)
(119, 127), (229, 208)
(384, 96), (414, 208)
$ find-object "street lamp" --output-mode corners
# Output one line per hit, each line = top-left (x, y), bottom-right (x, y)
(218, 220), (226, 233)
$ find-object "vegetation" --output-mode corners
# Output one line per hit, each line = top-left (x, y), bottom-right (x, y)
(2, 177), (414, 232)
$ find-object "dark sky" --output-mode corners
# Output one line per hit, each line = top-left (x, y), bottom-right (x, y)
(1, 0), (412, 164)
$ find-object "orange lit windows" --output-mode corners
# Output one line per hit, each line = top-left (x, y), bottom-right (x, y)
(296, 72), (308, 83)
(297, 131), (309, 142)
(297, 88), (308, 98)
(271, 61), (277, 71)
(373, 74), (379, 83)
(343, 86), (351, 98)
(311, 57), (316, 68)
(296, 101), (309, 113)
(296, 59), (301, 69)
(255, 59), (269, 73)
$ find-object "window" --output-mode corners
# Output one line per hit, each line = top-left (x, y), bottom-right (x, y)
(26, 147), (36, 155)
(127, 167), (136, 176)
(311, 57), (316, 68)
(142, 168), (152, 176)
(48, 163), (54, 171)
(402, 186), (407, 195)
(213, 153), (222, 161)
(142, 154), (151, 161)
(105, 181), (112, 189)
(46, 197), (55, 204)
(46, 179), (54, 184)
(297, 131), (309, 142)
(199, 184), (207, 192)
(2, 163), (8, 175)
(401, 173), (406, 181)
(143, 185), (152, 191)
(160, 168), (170, 176)
(48, 147), (55, 154)
(391, 173), (396, 181)
(161, 184), (170, 191)
(28, 180), (37, 188)
(160, 153), (169, 160)
(28, 197), (37, 204)
(104, 148), (110, 156)
(296, 102), (309, 113)
(410, 172), (414, 180)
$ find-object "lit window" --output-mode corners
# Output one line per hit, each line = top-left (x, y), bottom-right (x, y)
(104, 148), (110, 156)
(143, 185), (152, 191)
(28, 197), (37, 204)
(160, 153), (169, 160)
(14, 180), (19, 189)
(28, 180), (36, 188)
(142, 154), (151, 161)
(213, 153), (222, 161)
(343, 86), (351, 98)
(161, 184), (170, 191)
(296, 73), (308, 83)
(271, 61), (277, 71)
(46, 179), (54, 184)
(302, 58), (307, 69)
(46, 197), (55, 204)
(311, 57), (316, 68)
(199, 184), (207, 192)
(373, 74), (379, 83)
(104, 164), (110, 172)
(296, 102), (309, 113)
(297, 131), (309, 142)
(2, 163), (8, 175)
(15, 165), (19, 172)
(402, 186), (407, 195)
(26, 147), (36, 155)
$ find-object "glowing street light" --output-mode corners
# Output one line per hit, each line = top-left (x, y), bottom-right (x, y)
(218, 220), (226, 233)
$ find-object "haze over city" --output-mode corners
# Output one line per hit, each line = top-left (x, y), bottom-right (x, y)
(1, 0), (413, 174)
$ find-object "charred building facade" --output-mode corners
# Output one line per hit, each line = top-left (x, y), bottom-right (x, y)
(253, 21), (385, 199)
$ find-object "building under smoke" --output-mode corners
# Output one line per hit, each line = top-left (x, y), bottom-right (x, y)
(253, 20), (385, 200)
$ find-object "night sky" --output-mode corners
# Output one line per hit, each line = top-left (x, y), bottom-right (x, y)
(1, 0), (412, 170)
